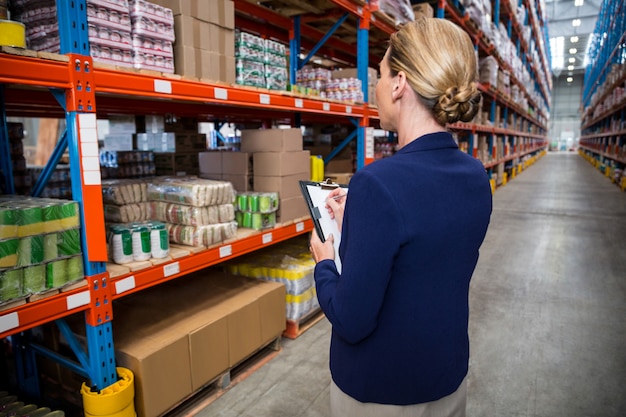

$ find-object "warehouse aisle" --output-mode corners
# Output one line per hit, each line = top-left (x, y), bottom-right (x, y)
(180, 152), (626, 417)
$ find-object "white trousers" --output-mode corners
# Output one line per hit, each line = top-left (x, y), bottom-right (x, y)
(330, 376), (467, 417)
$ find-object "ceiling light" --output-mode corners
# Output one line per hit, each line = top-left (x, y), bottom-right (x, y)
(569, 57), (576, 63)
(573, 19), (581, 27)
(568, 65), (575, 70)
(571, 36), (579, 43)
(568, 72), (573, 75)
(570, 48), (578, 54)
(574, 0), (584, 6)
(567, 77), (573, 82)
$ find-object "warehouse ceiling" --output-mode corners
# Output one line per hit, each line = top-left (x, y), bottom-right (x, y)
(545, 0), (600, 77)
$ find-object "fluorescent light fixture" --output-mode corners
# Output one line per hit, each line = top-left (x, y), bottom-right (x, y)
(569, 57), (576, 63)
(574, 0), (584, 6)
(573, 19), (581, 27)
(568, 65), (575, 70)
(567, 77), (573, 82)
(571, 36), (579, 43)
(570, 48), (577, 54)
(550, 36), (565, 69)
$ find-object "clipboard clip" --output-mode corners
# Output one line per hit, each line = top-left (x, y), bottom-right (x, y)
(319, 178), (339, 189)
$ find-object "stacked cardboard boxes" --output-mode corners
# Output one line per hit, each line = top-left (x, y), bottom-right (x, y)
(240, 128), (310, 223)
(113, 270), (285, 417)
(150, 0), (235, 81)
(153, 117), (206, 175)
(198, 151), (253, 192)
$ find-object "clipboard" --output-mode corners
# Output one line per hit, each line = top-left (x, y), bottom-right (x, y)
(299, 179), (348, 273)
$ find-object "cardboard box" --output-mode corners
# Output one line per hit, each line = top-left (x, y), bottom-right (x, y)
(325, 158), (354, 174)
(253, 172), (309, 199)
(222, 173), (252, 192)
(325, 172), (353, 185)
(253, 151), (310, 176)
(154, 151), (200, 176)
(222, 151), (252, 175)
(174, 45), (197, 77)
(240, 128), (303, 153)
(331, 67), (378, 86)
(186, 308), (229, 391)
(199, 151), (222, 175)
(278, 196), (309, 223)
(413, 2), (434, 19)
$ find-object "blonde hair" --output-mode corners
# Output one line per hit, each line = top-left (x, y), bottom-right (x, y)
(387, 17), (481, 126)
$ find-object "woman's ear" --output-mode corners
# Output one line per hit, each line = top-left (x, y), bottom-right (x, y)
(392, 71), (407, 101)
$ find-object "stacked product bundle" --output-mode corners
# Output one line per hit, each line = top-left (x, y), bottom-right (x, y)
(147, 177), (237, 247)
(28, 165), (72, 199)
(87, 0), (134, 68)
(99, 149), (156, 179)
(234, 191), (279, 230)
(226, 238), (318, 321)
(128, 0), (175, 72)
(0, 196), (83, 304)
(235, 31), (288, 90)
(107, 220), (169, 264)
(295, 66), (365, 103)
(102, 178), (151, 223)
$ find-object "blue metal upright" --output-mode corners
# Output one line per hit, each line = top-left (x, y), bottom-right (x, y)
(0, 85), (15, 194)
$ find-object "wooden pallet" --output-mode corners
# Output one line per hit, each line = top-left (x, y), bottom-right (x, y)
(163, 337), (282, 417)
(283, 307), (325, 339)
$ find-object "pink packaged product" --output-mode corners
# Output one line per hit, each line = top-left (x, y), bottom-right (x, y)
(87, 2), (132, 33)
(128, 0), (174, 42)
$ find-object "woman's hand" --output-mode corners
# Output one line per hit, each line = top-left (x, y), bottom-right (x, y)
(325, 188), (346, 233)
(309, 229), (335, 263)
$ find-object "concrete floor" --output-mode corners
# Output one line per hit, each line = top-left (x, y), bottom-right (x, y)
(180, 152), (626, 417)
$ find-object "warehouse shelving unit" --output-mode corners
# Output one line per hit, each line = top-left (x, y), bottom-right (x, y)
(580, 0), (626, 179)
(1, 0), (552, 402)
(438, 0), (550, 185)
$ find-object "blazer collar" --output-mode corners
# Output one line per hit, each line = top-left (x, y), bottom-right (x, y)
(396, 132), (458, 154)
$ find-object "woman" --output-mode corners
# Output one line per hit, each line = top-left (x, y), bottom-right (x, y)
(309, 17), (492, 417)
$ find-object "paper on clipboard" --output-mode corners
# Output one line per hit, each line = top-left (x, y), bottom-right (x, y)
(299, 180), (348, 273)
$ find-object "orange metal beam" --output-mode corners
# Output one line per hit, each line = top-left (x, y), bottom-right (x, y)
(0, 54), (71, 89)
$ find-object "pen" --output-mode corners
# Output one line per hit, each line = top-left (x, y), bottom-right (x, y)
(328, 194), (346, 201)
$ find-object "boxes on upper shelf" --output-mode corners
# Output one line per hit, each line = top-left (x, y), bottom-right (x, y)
(240, 128), (303, 153)
(150, 0), (234, 29)
(254, 173), (309, 200)
(253, 151), (310, 177)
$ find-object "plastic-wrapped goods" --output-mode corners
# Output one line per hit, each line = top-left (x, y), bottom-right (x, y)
(0, 238), (19, 268)
(67, 256), (84, 284)
(17, 235), (44, 267)
(102, 179), (149, 205)
(0, 268), (23, 303)
(149, 221), (169, 258)
(147, 177), (235, 207)
(110, 226), (134, 264)
(286, 287), (319, 321)
(0, 207), (18, 239)
(131, 224), (152, 261)
(379, 0), (415, 25)
(104, 202), (150, 223)
(166, 221), (237, 247)
(479, 56), (498, 86)
(149, 202), (235, 226)
(46, 259), (67, 289)
(23, 264), (45, 294)
(43, 229), (81, 261)
(43, 200), (80, 232)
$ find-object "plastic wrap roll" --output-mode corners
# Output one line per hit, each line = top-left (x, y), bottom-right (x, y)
(0, 207), (18, 239)
(16, 204), (43, 237)
(23, 264), (46, 294)
(0, 268), (23, 302)
(43, 233), (59, 261)
(46, 259), (67, 289)
(17, 235), (44, 267)
(0, 238), (18, 268)
(67, 256), (84, 283)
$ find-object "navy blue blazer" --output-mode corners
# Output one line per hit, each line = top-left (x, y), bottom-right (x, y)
(314, 131), (492, 405)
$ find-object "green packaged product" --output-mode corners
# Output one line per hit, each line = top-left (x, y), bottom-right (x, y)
(58, 229), (81, 256)
(251, 212), (263, 230)
(17, 235), (44, 267)
(16, 204), (43, 237)
(0, 207), (18, 239)
(247, 193), (259, 212)
(242, 211), (252, 228)
(43, 233), (59, 261)
(0, 268), (23, 302)
(66, 256), (84, 283)
(23, 264), (46, 294)
(59, 201), (80, 230)
(0, 238), (19, 268)
(235, 210), (243, 226)
(236, 194), (248, 211)
(42, 202), (62, 232)
(258, 192), (279, 213)
(46, 259), (67, 289)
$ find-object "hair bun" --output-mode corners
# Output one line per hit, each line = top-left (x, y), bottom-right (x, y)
(434, 83), (482, 125)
